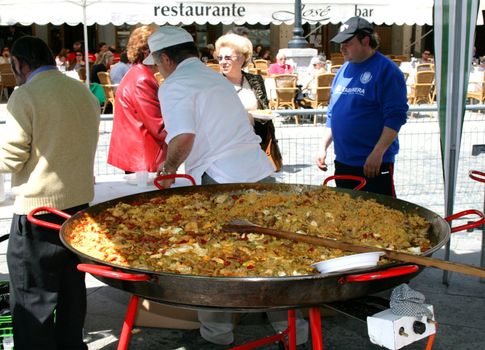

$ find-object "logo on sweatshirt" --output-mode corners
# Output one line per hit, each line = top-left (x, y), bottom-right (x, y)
(360, 71), (372, 84)
(335, 84), (365, 96)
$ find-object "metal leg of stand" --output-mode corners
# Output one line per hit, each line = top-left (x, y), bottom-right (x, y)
(424, 322), (438, 350)
(117, 295), (139, 350)
(287, 309), (297, 350)
(309, 307), (323, 350)
(425, 332), (436, 350)
(468, 171), (485, 283)
(442, 240), (451, 286)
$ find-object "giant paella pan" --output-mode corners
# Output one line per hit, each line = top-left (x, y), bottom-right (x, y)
(28, 181), (482, 311)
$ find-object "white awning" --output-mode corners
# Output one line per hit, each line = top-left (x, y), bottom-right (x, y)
(0, 0), (433, 26)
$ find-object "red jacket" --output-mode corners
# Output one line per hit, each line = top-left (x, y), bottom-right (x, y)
(108, 64), (167, 172)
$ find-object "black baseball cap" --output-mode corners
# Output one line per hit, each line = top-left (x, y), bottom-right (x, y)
(331, 17), (374, 44)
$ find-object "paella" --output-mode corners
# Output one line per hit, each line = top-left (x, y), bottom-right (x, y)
(67, 186), (431, 277)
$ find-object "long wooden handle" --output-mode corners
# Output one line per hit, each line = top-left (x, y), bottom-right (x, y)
(222, 224), (485, 279)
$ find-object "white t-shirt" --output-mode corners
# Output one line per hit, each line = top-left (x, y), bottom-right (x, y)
(158, 57), (274, 184)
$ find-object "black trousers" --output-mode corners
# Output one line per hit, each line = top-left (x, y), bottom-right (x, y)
(7, 204), (89, 350)
(334, 160), (396, 197)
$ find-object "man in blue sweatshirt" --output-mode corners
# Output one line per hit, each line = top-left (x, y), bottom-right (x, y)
(315, 16), (408, 197)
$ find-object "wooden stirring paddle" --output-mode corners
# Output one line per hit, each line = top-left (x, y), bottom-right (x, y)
(221, 219), (485, 279)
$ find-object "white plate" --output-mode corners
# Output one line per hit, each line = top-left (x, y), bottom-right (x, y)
(249, 110), (280, 120)
(311, 252), (385, 274)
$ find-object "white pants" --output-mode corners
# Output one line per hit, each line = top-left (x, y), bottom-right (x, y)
(198, 310), (309, 346)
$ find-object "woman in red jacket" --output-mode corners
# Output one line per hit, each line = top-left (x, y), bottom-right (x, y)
(108, 25), (167, 173)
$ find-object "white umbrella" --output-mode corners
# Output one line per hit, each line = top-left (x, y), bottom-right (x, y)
(433, 0), (480, 284)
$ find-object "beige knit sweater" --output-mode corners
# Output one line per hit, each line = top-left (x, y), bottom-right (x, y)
(0, 69), (100, 214)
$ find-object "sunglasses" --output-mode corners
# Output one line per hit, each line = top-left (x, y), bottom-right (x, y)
(217, 55), (239, 62)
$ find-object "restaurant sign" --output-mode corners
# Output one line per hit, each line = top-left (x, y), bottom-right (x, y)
(0, 0), (433, 26)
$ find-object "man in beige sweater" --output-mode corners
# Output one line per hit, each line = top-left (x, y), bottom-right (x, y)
(0, 36), (100, 349)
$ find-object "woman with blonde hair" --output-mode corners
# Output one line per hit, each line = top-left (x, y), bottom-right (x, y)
(107, 25), (168, 174)
(214, 33), (282, 172)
